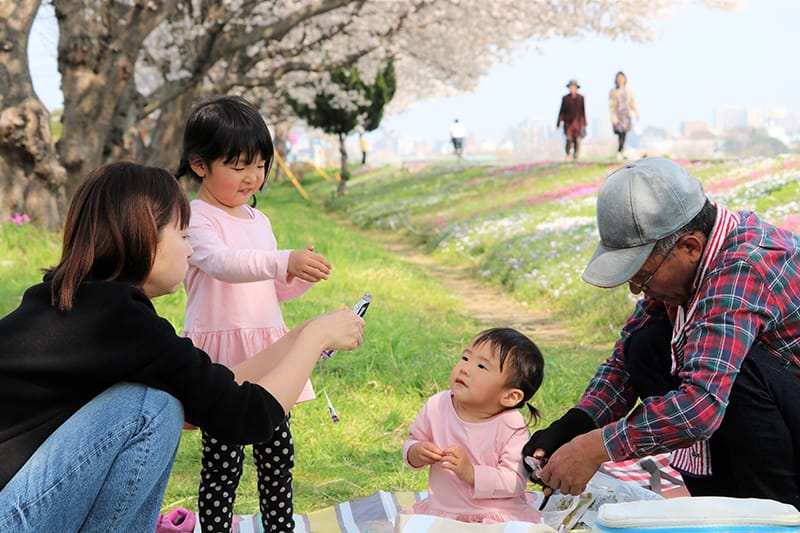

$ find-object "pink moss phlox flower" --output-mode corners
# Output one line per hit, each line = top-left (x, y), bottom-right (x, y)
(501, 161), (552, 173)
(8, 212), (30, 226)
(525, 179), (603, 206)
(504, 163), (535, 173)
(705, 178), (746, 195)
(778, 214), (800, 234)
(705, 165), (784, 195)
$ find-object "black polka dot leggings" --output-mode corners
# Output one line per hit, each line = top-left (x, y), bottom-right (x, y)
(198, 416), (294, 532)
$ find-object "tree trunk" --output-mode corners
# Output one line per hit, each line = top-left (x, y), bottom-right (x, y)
(104, 80), (147, 164)
(143, 89), (201, 172)
(337, 132), (348, 195)
(53, 0), (174, 194)
(0, 1), (67, 230)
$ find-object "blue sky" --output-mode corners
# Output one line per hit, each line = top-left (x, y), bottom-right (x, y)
(28, 1), (799, 143)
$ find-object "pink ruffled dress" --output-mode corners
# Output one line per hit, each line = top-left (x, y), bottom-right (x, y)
(182, 200), (316, 403)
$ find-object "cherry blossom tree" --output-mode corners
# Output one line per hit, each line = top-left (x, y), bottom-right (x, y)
(0, 0), (737, 228)
(286, 60), (396, 194)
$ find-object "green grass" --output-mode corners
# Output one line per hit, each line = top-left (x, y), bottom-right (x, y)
(160, 181), (506, 513)
(4, 155), (800, 517)
(321, 157), (800, 346)
(0, 220), (61, 310)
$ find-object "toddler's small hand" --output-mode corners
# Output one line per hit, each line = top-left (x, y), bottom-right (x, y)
(409, 441), (444, 467)
(441, 445), (474, 485)
(288, 248), (332, 282)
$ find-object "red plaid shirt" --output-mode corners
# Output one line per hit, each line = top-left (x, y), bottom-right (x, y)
(577, 211), (800, 461)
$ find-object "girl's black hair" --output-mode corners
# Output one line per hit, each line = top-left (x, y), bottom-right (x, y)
(175, 95), (274, 207)
(473, 327), (545, 425)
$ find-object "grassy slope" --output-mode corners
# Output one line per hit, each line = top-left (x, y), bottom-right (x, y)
(161, 180), (510, 512)
(3, 156), (799, 514)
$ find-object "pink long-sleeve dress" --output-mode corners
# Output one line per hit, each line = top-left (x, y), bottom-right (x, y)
(402, 391), (539, 524)
(182, 200), (316, 403)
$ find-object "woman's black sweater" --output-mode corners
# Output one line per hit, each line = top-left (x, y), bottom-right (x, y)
(0, 280), (284, 489)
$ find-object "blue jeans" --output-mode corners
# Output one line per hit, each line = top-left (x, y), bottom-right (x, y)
(0, 383), (184, 532)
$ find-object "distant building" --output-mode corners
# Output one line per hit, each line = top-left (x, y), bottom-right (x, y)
(682, 120), (712, 138)
(714, 108), (748, 132)
(395, 135), (419, 156)
(714, 106), (788, 133)
(591, 118), (614, 140)
(509, 119), (554, 158)
(747, 107), (787, 129)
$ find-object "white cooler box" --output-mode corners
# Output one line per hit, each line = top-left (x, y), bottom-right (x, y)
(591, 496), (800, 533)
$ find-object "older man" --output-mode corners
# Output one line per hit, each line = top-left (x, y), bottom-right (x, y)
(524, 157), (800, 508)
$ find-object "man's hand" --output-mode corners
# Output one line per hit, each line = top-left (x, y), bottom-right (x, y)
(522, 408), (596, 478)
(440, 445), (474, 486)
(407, 442), (444, 468)
(538, 428), (609, 495)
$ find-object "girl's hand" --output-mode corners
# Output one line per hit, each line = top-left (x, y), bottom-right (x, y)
(307, 308), (364, 352)
(288, 246), (332, 282)
(408, 442), (444, 468)
(441, 445), (474, 486)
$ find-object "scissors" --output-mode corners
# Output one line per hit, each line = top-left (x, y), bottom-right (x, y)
(525, 455), (555, 511)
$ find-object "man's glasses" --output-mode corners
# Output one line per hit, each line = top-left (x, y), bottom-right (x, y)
(628, 242), (677, 292)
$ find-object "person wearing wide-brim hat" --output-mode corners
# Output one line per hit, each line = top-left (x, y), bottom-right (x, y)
(523, 157), (800, 508)
(556, 79), (587, 161)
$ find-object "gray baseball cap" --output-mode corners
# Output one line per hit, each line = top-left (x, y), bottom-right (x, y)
(582, 157), (706, 288)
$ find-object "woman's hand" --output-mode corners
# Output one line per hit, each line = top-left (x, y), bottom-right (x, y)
(235, 307), (364, 412)
(306, 307), (365, 352)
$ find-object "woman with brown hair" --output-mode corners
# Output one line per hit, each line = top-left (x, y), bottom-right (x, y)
(609, 71), (640, 160)
(0, 161), (364, 532)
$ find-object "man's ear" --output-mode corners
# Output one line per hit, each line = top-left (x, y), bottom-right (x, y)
(501, 388), (524, 408)
(680, 231), (706, 263)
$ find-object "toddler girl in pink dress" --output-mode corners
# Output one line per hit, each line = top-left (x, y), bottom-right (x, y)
(402, 327), (544, 524)
(176, 95), (332, 532)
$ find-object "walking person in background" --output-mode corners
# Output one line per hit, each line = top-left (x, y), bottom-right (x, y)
(450, 118), (467, 159)
(359, 133), (370, 165)
(176, 95), (332, 532)
(400, 328), (544, 525)
(557, 79), (587, 161)
(608, 71), (639, 160)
